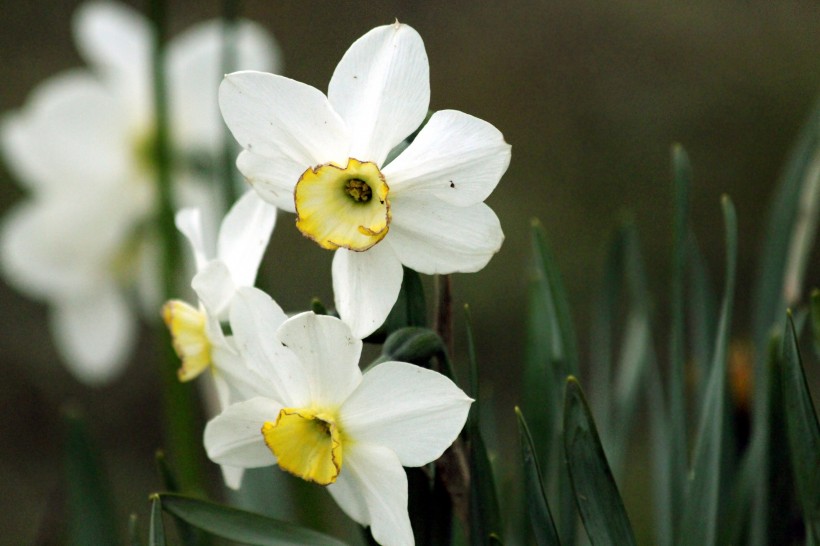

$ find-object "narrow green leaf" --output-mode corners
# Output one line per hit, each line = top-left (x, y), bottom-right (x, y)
(647, 359), (674, 546)
(686, 233), (718, 414)
(63, 407), (118, 546)
(515, 407), (561, 546)
(154, 450), (202, 546)
(781, 312), (820, 542)
(563, 377), (637, 546)
(159, 493), (348, 546)
(589, 225), (625, 435)
(155, 450), (179, 492)
(310, 297), (329, 316)
(129, 514), (142, 546)
(679, 196), (737, 546)
(465, 306), (503, 545)
(149, 496), (166, 546)
(525, 219), (579, 545)
(752, 99), (820, 358)
(610, 226), (653, 475)
(667, 144), (691, 539)
(530, 219), (579, 374)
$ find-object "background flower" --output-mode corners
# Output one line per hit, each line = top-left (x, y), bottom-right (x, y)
(0, 1), (281, 384)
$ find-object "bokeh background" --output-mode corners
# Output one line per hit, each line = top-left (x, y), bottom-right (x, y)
(1, 0), (819, 543)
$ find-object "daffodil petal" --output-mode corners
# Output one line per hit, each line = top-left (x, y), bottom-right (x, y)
(211, 342), (270, 405)
(175, 207), (209, 271)
(275, 312), (363, 408)
(219, 71), (349, 167)
(230, 287), (308, 407)
(217, 190), (276, 287)
(327, 443), (413, 546)
(2, 71), (132, 192)
(220, 465), (246, 491)
(168, 19), (282, 151)
(72, 1), (151, 111)
(50, 284), (135, 385)
(388, 197), (503, 274)
(332, 244), (403, 339)
(204, 397), (281, 467)
(236, 149), (301, 213)
(340, 361), (472, 467)
(383, 110), (511, 206)
(192, 261), (235, 320)
(328, 23), (429, 167)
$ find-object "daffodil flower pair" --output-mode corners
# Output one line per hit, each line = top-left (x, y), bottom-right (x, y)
(204, 288), (472, 546)
(220, 21), (511, 339)
(0, 1), (280, 384)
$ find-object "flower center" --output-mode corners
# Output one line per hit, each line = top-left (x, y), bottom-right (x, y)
(345, 178), (372, 202)
(294, 158), (390, 252)
(262, 408), (343, 485)
(162, 300), (212, 382)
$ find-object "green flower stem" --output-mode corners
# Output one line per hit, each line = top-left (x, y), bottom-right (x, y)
(220, 0), (240, 208)
(150, 0), (207, 496)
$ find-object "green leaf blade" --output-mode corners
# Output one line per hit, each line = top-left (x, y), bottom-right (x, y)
(158, 493), (348, 546)
(515, 407), (561, 546)
(781, 313), (820, 542)
(679, 196), (737, 546)
(563, 377), (637, 546)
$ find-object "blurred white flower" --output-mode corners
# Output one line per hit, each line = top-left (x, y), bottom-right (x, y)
(219, 22), (511, 339)
(0, 1), (281, 384)
(164, 190), (276, 488)
(204, 288), (472, 546)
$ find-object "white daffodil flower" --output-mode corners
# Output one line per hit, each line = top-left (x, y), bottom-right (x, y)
(204, 287), (473, 546)
(219, 22), (511, 339)
(163, 190), (276, 488)
(0, 1), (281, 384)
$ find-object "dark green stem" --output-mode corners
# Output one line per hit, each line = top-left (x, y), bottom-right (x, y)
(150, 0), (206, 496)
(220, 0), (240, 208)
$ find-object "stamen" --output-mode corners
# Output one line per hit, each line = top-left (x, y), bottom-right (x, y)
(345, 179), (372, 202)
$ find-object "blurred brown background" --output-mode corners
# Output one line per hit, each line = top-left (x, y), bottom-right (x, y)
(1, 0), (819, 543)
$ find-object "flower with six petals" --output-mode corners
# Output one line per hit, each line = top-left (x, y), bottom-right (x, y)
(219, 21), (511, 339)
(204, 287), (473, 546)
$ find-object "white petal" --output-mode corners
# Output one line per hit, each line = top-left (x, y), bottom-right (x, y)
(72, 1), (151, 112)
(220, 465), (246, 491)
(388, 197), (503, 274)
(217, 190), (277, 287)
(219, 71), (349, 166)
(383, 110), (511, 206)
(327, 443), (413, 546)
(328, 23), (429, 166)
(0, 193), (142, 300)
(175, 207), (210, 271)
(341, 362), (472, 467)
(50, 284), (136, 385)
(204, 397), (280, 467)
(212, 342), (270, 405)
(275, 313), (362, 408)
(236, 149), (301, 213)
(192, 261), (236, 321)
(332, 244), (403, 339)
(230, 287), (308, 407)
(168, 19), (283, 151)
(2, 71), (133, 192)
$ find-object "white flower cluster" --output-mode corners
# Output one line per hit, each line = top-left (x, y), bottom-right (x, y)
(1, 1), (280, 383)
(2, 5), (511, 546)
